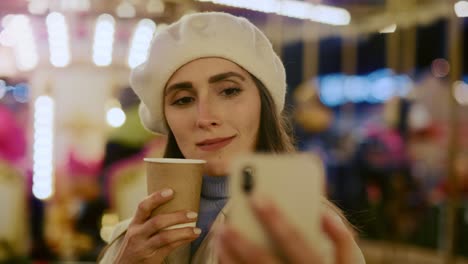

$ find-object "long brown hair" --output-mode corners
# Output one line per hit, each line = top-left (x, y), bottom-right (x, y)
(163, 74), (296, 158)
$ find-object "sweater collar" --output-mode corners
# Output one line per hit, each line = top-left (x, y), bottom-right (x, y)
(201, 175), (229, 199)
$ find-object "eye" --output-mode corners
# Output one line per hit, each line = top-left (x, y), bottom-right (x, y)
(171, 96), (194, 106)
(221, 87), (242, 97)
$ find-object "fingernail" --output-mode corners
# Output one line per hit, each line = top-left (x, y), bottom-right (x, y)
(193, 228), (202, 235)
(186, 211), (198, 219)
(161, 188), (173, 197)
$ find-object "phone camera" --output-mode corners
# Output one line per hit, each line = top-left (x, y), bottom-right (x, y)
(242, 166), (254, 194)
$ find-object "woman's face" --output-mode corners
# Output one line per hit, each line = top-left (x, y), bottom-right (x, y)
(164, 58), (261, 176)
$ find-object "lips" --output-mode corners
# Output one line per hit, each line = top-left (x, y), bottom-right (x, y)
(196, 136), (236, 151)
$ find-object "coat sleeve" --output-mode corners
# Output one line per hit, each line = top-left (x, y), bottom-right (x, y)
(98, 218), (132, 263)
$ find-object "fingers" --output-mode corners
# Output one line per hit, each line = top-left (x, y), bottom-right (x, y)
(322, 212), (354, 264)
(147, 226), (201, 249)
(114, 189), (201, 263)
(249, 195), (322, 263)
(141, 210), (198, 237)
(218, 236), (241, 264)
(132, 188), (174, 224)
(117, 212), (199, 262)
(217, 225), (279, 264)
(156, 238), (195, 257)
(115, 229), (197, 263)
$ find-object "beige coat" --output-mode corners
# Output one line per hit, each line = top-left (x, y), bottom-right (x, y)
(99, 203), (365, 263)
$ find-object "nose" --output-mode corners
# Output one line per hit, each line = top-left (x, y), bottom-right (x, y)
(196, 98), (222, 129)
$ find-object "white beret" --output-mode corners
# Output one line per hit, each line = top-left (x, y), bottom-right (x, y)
(130, 12), (286, 134)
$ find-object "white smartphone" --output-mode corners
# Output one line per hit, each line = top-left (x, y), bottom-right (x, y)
(228, 153), (327, 253)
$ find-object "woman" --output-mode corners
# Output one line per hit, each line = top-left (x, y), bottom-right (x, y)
(100, 12), (365, 263)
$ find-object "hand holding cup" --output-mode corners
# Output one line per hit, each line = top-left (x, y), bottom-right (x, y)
(114, 158), (206, 264)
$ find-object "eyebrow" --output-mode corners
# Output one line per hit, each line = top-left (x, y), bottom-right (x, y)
(165, 71), (246, 96)
(208, 71), (245, 83)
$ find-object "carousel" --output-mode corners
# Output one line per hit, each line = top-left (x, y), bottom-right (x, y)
(0, 0), (467, 263)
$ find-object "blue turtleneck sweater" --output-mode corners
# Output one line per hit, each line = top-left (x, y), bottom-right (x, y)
(191, 175), (229, 255)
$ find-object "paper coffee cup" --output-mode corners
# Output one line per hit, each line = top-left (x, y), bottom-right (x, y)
(144, 158), (205, 218)
(144, 158), (205, 264)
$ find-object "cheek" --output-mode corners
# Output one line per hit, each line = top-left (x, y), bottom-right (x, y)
(246, 104), (260, 131)
(165, 104), (193, 129)
(165, 109), (177, 130)
(252, 105), (261, 141)
(165, 109), (192, 146)
(238, 96), (261, 144)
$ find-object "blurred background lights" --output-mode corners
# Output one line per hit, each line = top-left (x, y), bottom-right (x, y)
(33, 184), (53, 200)
(100, 213), (119, 242)
(454, 1), (468, 17)
(1, 14), (14, 27)
(343, 76), (370, 103)
(46, 12), (71, 67)
(146, 0), (165, 14)
(198, 0), (278, 13)
(379, 24), (397, 33)
(453, 81), (468, 105)
(155, 23), (168, 33)
(15, 15), (39, 71)
(128, 19), (156, 69)
(12, 83), (29, 103)
(59, 0), (91, 12)
(197, 0), (350, 25)
(0, 15), (16, 47)
(319, 74), (345, 107)
(395, 75), (413, 96)
(93, 14), (116, 67)
(318, 69), (413, 107)
(0, 80), (7, 99)
(106, 107), (126, 127)
(33, 95), (55, 200)
(116, 1), (136, 18)
(279, 1), (314, 20)
(371, 76), (396, 102)
(304, 3), (351, 26)
(0, 15), (39, 71)
(28, 0), (49, 15)
(409, 103), (432, 131)
(431, 58), (450, 78)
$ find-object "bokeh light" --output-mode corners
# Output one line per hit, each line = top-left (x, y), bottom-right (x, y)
(106, 107), (126, 127)
(453, 81), (468, 105)
(431, 58), (450, 78)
